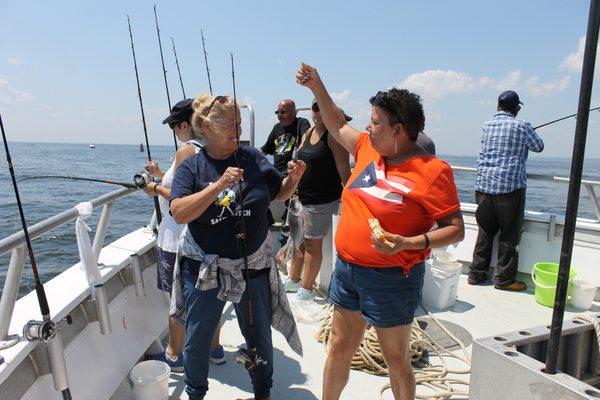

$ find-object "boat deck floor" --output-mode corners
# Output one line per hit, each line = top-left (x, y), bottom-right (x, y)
(112, 271), (598, 400)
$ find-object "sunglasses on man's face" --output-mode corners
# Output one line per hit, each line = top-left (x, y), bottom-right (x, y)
(274, 110), (287, 115)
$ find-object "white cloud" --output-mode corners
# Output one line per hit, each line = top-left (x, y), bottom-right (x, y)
(331, 89), (351, 102)
(0, 79), (34, 104)
(399, 69), (571, 100)
(242, 96), (255, 106)
(561, 36), (585, 73)
(8, 58), (23, 66)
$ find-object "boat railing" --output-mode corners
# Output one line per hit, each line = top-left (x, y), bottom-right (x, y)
(0, 186), (143, 347)
(451, 165), (600, 222)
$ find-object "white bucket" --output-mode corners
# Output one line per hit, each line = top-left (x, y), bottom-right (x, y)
(130, 360), (170, 400)
(421, 251), (462, 309)
(570, 279), (596, 310)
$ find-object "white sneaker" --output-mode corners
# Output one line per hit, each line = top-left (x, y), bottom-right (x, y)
(283, 278), (301, 292)
(296, 287), (315, 301)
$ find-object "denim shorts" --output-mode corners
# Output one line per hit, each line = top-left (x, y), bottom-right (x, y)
(156, 247), (177, 293)
(328, 256), (425, 328)
(303, 199), (339, 239)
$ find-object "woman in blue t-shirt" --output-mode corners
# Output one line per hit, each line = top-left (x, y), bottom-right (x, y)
(170, 94), (305, 400)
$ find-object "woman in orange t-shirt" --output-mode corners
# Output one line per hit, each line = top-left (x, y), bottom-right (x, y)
(297, 63), (464, 400)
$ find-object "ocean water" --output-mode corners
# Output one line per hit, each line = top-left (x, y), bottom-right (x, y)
(1, 142), (599, 299)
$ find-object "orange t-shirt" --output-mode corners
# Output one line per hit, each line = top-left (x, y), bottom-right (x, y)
(335, 133), (460, 269)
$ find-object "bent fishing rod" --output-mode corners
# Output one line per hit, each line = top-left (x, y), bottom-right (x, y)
(230, 53), (262, 400)
(171, 37), (186, 99)
(18, 175), (138, 189)
(1, 114), (73, 400)
(201, 30), (214, 95)
(534, 106), (600, 130)
(153, 5), (177, 150)
(127, 15), (162, 226)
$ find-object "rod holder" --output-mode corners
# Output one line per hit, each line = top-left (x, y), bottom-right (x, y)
(93, 284), (112, 335)
(130, 255), (145, 297)
(47, 331), (69, 391)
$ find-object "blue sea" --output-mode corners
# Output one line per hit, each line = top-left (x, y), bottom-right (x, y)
(1, 142), (599, 298)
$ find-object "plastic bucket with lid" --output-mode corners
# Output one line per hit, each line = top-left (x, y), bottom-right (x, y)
(531, 262), (577, 308)
(130, 360), (170, 400)
(570, 279), (596, 310)
(422, 251), (463, 309)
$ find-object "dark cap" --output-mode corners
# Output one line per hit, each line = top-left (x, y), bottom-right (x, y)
(311, 98), (353, 121)
(162, 98), (194, 125)
(498, 91), (524, 109)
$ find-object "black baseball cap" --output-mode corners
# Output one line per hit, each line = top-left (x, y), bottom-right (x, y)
(498, 91), (524, 109)
(162, 98), (194, 125)
(311, 98), (353, 121)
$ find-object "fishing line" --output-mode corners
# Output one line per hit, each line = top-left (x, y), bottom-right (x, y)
(18, 175), (138, 189)
(534, 106), (600, 130)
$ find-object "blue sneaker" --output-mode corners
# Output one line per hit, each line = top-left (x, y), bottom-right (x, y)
(209, 345), (226, 365)
(164, 352), (184, 373)
(144, 352), (184, 373)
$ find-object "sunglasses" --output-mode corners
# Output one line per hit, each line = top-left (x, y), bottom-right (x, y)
(311, 104), (319, 112)
(370, 91), (404, 125)
(204, 95), (228, 118)
(274, 110), (287, 115)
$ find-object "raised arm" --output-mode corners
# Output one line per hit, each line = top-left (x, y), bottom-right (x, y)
(296, 63), (362, 155)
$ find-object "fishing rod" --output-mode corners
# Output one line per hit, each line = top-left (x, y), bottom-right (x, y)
(127, 15), (162, 226)
(230, 53), (262, 400)
(1, 114), (73, 400)
(171, 37), (186, 99)
(534, 106), (600, 130)
(201, 30), (214, 95)
(18, 175), (138, 189)
(153, 4), (178, 150)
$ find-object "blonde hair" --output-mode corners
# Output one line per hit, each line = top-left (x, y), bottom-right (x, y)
(191, 94), (237, 136)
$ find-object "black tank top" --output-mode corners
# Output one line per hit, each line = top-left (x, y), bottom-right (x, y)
(297, 128), (343, 205)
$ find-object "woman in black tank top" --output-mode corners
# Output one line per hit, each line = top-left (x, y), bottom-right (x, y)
(284, 101), (351, 300)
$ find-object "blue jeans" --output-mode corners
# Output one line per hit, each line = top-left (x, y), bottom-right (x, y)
(182, 257), (273, 400)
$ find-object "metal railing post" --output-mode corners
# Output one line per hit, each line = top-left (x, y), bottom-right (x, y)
(585, 183), (600, 221)
(92, 201), (115, 262)
(0, 244), (26, 349)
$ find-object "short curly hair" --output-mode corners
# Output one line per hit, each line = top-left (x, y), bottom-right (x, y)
(369, 88), (425, 141)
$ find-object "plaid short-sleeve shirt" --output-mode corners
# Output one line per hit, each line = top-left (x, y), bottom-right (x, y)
(476, 111), (544, 194)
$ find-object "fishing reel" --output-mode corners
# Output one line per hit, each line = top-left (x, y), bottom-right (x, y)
(23, 315), (72, 343)
(234, 347), (266, 371)
(133, 170), (152, 189)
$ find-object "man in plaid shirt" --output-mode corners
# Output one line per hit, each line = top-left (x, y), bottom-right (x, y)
(469, 91), (544, 291)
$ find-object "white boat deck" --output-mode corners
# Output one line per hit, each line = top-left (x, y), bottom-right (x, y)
(112, 271), (598, 400)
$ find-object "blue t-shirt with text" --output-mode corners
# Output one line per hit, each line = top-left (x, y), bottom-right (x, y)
(170, 146), (284, 259)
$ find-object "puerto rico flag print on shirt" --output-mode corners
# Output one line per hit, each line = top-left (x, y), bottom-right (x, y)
(335, 133), (460, 269)
(349, 160), (416, 207)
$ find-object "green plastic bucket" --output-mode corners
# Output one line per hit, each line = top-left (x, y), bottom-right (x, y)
(531, 262), (577, 307)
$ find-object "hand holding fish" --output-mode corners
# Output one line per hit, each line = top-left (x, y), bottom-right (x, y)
(218, 167), (244, 189)
(145, 161), (164, 179)
(296, 63), (321, 90)
(286, 159), (306, 182)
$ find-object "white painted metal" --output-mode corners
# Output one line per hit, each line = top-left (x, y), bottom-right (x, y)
(0, 245), (26, 348)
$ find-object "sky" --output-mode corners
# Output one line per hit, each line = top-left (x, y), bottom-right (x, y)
(1, 0), (599, 158)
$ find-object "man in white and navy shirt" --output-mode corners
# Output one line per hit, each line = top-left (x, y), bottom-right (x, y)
(469, 91), (544, 291)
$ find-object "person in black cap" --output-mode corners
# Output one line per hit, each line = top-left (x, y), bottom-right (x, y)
(283, 99), (351, 300)
(469, 90), (544, 291)
(142, 98), (226, 371)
